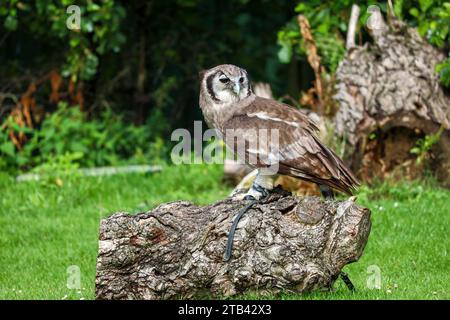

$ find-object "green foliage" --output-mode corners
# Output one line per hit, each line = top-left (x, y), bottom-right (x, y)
(0, 0), (126, 81)
(405, 0), (450, 85)
(1, 1), (294, 156)
(31, 151), (83, 175)
(410, 126), (444, 164)
(0, 116), (32, 170)
(436, 54), (450, 86)
(0, 103), (166, 173)
(277, 0), (363, 73)
(407, 0), (449, 47)
(279, 0), (450, 85)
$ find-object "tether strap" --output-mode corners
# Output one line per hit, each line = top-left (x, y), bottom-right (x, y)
(223, 198), (259, 261)
(340, 272), (355, 291)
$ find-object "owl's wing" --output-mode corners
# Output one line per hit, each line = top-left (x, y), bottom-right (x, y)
(223, 97), (359, 194)
(240, 96), (321, 134)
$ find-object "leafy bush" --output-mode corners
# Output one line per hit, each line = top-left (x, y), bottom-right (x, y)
(0, 103), (166, 173)
(277, 0), (352, 73)
(0, 0), (126, 82)
(0, 116), (32, 170)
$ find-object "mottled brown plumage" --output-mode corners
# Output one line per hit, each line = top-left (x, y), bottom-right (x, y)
(199, 64), (359, 196)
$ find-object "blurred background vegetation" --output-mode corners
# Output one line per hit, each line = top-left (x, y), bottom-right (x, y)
(0, 0), (449, 173)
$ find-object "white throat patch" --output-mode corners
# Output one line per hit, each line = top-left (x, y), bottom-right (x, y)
(215, 90), (240, 105)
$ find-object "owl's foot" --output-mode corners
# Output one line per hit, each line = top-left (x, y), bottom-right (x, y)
(231, 170), (275, 201)
(319, 184), (335, 200)
(242, 183), (271, 200)
(231, 184), (270, 201)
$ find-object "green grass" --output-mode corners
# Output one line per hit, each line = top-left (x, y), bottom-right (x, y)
(0, 164), (448, 300)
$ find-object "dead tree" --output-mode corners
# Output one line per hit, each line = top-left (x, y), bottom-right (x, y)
(95, 190), (371, 299)
(334, 7), (450, 185)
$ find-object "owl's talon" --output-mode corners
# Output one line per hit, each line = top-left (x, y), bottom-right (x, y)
(240, 183), (271, 201)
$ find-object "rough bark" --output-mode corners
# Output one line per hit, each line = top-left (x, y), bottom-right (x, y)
(334, 16), (450, 185)
(95, 189), (371, 299)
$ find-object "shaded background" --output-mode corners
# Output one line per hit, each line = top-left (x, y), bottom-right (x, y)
(0, 0), (449, 173)
(1, 1), (298, 130)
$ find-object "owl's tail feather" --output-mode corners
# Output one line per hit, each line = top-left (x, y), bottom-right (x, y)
(279, 163), (358, 196)
(313, 136), (360, 195)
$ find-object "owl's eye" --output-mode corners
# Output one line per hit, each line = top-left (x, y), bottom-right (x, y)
(239, 77), (245, 83)
(219, 76), (230, 84)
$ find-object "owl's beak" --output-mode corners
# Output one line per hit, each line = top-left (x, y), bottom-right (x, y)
(233, 82), (240, 95)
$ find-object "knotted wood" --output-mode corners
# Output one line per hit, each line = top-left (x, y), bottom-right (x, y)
(95, 190), (371, 299)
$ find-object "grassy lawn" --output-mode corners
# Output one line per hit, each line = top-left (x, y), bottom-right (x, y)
(0, 164), (448, 300)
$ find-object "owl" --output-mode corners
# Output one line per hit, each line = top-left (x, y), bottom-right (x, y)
(199, 64), (359, 200)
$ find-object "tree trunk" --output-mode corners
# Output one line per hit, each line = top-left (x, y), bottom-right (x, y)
(334, 16), (450, 185)
(95, 189), (371, 299)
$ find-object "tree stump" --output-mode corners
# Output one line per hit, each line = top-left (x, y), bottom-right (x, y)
(95, 189), (371, 299)
(333, 15), (450, 185)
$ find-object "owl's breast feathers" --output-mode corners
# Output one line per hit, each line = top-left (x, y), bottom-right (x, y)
(221, 96), (360, 195)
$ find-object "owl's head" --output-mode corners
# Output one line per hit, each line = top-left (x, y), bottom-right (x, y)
(199, 64), (252, 104)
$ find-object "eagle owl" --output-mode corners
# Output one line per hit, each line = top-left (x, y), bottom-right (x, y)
(199, 64), (359, 200)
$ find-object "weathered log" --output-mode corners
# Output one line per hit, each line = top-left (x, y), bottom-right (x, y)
(334, 13), (450, 185)
(95, 189), (371, 299)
